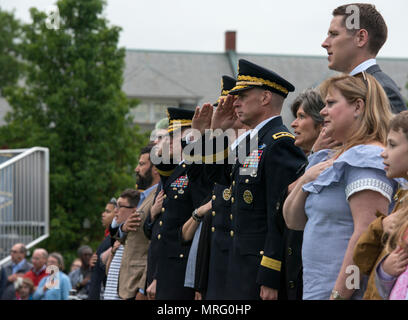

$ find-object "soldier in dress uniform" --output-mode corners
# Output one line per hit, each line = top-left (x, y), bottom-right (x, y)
(147, 107), (212, 300)
(190, 59), (307, 300)
(190, 75), (250, 299)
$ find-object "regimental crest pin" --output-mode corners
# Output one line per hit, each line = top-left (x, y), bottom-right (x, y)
(243, 190), (253, 204)
(223, 188), (232, 201)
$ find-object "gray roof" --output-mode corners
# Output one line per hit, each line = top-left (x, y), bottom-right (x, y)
(1, 49), (407, 129)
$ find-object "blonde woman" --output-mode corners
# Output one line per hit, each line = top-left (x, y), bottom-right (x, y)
(283, 73), (398, 300)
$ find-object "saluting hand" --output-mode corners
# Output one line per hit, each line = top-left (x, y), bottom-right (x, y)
(192, 103), (213, 135)
(211, 95), (237, 131)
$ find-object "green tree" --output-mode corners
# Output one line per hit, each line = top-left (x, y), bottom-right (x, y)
(0, 7), (22, 90)
(0, 0), (148, 262)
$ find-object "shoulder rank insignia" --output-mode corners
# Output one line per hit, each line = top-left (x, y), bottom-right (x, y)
(272, 132), (295, 140)
(243, 190), (253, 204)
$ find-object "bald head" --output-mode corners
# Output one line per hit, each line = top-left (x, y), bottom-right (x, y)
(31, 248), (48, 271)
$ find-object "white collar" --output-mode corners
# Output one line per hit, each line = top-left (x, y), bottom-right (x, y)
(349, 59), (377, 76)
(250, 116), (280, 139)
(230, 130), (251, 150)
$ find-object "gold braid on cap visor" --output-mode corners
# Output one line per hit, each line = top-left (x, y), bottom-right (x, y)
(216, 90), (231, 104)
(168, 119), (192, 133)
(232, 75), (289, 95)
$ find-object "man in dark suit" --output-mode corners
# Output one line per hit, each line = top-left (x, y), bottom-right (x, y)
(1, 243), (32, 300)
(322, 3), (406, 113)
(191, 59), (307, 300)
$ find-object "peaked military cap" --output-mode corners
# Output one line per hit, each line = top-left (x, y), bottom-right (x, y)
(166, 107), (195, 133)
(229, 59), (295, 98)
(213, 75), (236, 107)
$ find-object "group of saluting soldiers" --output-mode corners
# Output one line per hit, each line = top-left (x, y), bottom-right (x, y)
(103, 3), (408, 300)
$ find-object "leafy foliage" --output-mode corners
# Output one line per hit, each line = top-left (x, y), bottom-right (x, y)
(0, 0), (149, 263)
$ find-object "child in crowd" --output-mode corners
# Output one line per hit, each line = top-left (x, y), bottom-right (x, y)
(353, 110), (408, 299)
(15, 277), (34, 300)
(375, 218), (408, 299)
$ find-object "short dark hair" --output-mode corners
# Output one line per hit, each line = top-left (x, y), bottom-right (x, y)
(140, 143), (154, 157)
(120, 188), (140, 208)
(291, 89), (324, 127)
(333, 3), (387, 55)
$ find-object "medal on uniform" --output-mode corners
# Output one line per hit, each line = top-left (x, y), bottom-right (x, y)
(242, 148), (264, 169)
(170, 175), (189, 191)
(223, 188), (232, 201)
(243, 190), (253, 204)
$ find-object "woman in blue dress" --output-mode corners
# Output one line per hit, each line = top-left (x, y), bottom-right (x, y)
(33, 252), (72, 300)
(283, 72), (398, 300)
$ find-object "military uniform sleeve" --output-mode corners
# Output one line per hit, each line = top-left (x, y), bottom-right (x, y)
(184, 132), (233, 186)
(257, 138), (306, 289)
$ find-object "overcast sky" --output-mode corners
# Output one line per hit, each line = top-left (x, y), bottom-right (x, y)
(1, 0), (407, 58)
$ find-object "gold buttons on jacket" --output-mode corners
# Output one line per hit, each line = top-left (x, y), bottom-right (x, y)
(174, 195), (178, 199)
(245, 179), (249, 184)
(231, 197), (235, 203)
(212, 195), (216, 200)
(161, 207), (165, 213)
(230, 214), (233, 220)
(179, 254), (184, 258)
(212, 211), (216, 217)
(157, 234), (161, 240)
(182, 164), (186, 168)
(232, 181), (236, 187)
(211, 227), (215, 232)
(159, 221), (163, 226)
(230, 230), (234, 237)
(260, 251), (264, 255)
(163, 194), (167, 199)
